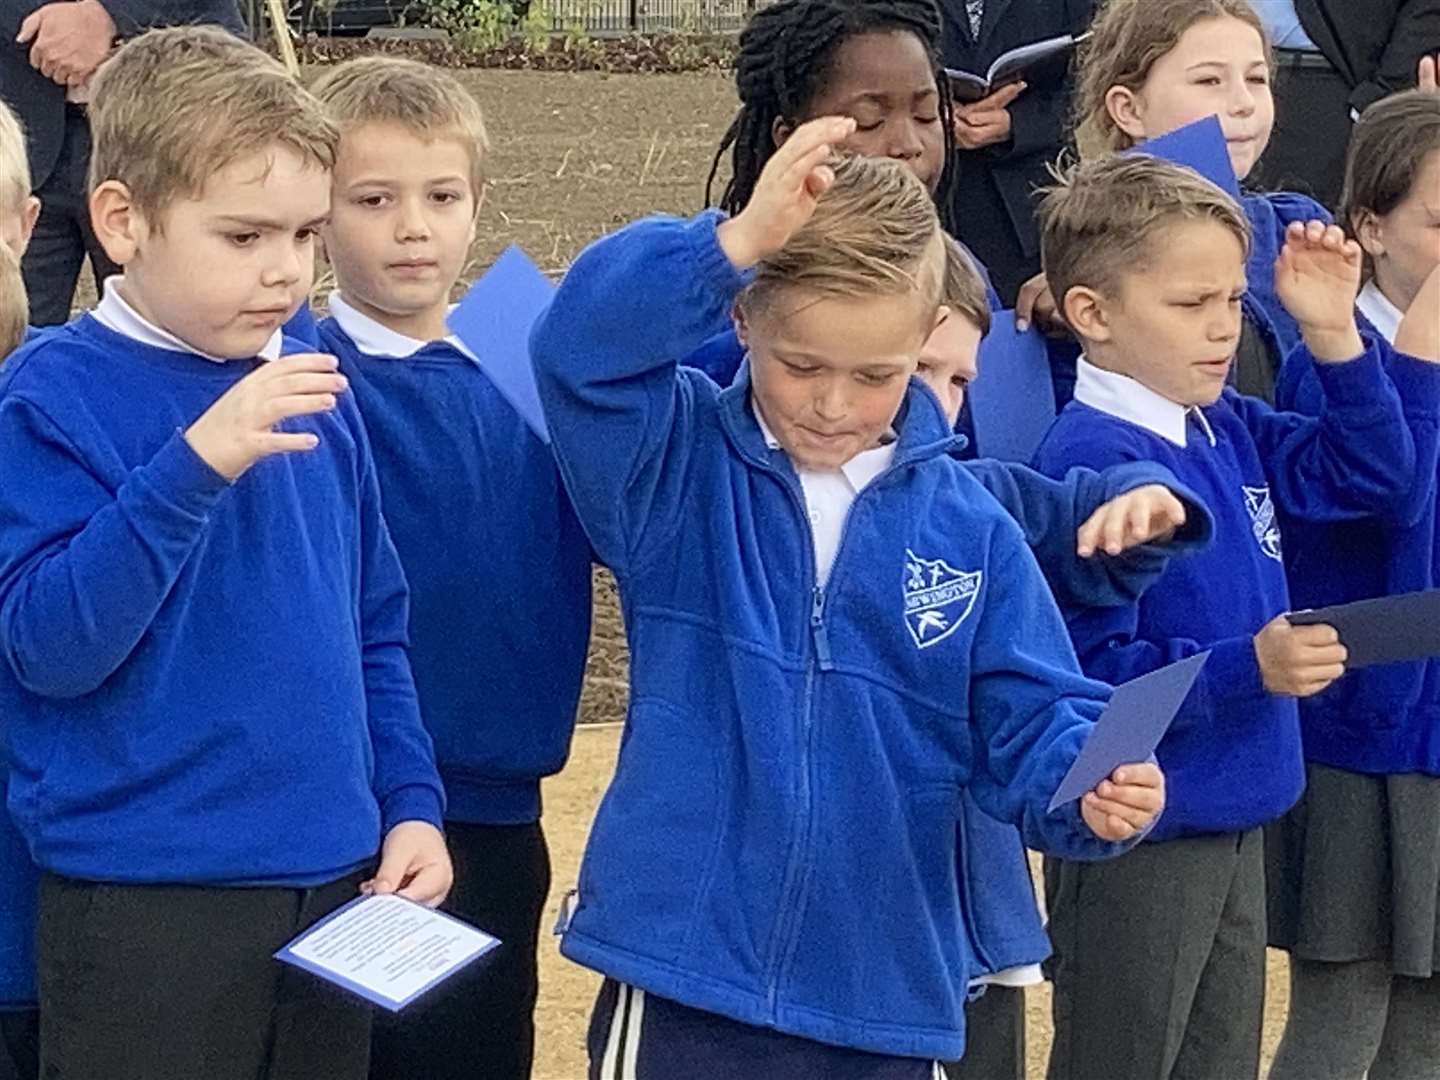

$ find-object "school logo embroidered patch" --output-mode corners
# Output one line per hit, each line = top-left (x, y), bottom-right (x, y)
(1242, 485), (1283, 562)
(903, 549), (982, 649)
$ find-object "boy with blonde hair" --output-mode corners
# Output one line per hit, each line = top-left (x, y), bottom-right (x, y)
(308, 56), (593, 1080)
(1033, 154), (1439, 1080)
(0, 29), (449, 1080)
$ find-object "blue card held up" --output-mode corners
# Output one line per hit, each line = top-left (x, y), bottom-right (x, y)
(446, 245), (556, 444)
(1048, 651), (1210, 813)
(1288, 589), (1440, 670)
(1127, 115), (1242, 201)
(970, 309), (1056, 462)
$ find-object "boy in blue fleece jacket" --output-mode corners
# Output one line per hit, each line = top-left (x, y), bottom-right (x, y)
(533, 118), (1166, 1075)
(1032, 153), (1434, 1080)
(309, 57), (594, 1080)
(0, 29), (448, 1080)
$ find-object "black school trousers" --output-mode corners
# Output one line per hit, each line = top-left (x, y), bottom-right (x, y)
(37, 869), (372, 1080)
(369, 820), (551, 1080)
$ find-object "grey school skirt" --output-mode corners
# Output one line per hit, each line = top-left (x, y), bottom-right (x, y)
(1266, 763), (1440, 978)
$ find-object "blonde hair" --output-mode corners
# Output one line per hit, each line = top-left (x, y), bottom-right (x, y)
(0, 244), (27, 360)
(310, 57), (490, 199)
(941, 236), (991, 337)
(0, 100), (30, 215)
(1074, 0), (1271, 159)
(87, 26), (337, 220)
(741, 154), (945, 318)
(1039, 155), (1250, 315)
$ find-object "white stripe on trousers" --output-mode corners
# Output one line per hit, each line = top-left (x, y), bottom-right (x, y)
(599, 984), (647, 1080)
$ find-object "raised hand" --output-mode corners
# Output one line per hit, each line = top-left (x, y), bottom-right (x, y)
(1076, 484), (1187, 558)
(184, 353), (348, 481)
(716, 115), (856, 270)
(1396, 262), (1440, 363)
(1274, 220), (1365, 361)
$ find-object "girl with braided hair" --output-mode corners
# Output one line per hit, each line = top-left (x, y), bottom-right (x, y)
(706, 0), (960, 229)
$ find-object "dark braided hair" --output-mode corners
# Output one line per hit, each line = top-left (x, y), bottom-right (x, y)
(705, 0), (958, 231)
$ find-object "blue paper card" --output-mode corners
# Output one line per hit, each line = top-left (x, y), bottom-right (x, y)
(1289, 589), (1440, 670)
(275, 894), (500, 1012)
(970, 309), (1057, 462)
(447, 245), (556, 444)
(1048, 651), (1209, 813)
(1127, 115), (1242, 200)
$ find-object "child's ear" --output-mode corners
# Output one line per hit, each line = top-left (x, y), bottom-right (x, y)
(771, 117), (793, 150)
(89, 180), (144, 266)
(732, 299), (751, 347)
(1062, 284), (1112, 343)
(1105, 85), (1147, 143)
(1353, 209), (1385, 261)
(18, 196), (39, 255)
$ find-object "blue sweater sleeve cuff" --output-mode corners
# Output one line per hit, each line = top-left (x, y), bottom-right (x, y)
(143, 432), (232, 518)
(686, 210), (755, 305)
(381, 784), (446, 834)
(1201, 634), (1265, 705)
(1308, 341), (1389, 413)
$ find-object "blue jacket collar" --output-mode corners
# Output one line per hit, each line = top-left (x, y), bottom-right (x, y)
(716, 359), (968, 475)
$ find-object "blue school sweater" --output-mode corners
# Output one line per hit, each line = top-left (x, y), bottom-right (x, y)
(0, 316), (444, 884)
(1243, 192), (1331, 359)
(1035, 351), (1422, 840)
(1276, 331), (1440, 775)
(533, 210), (1141, 1062)
(317, 316), (593, 824)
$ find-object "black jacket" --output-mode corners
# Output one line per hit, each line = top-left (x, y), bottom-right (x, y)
(1, 0), (244, 190)
(1297, 0), (1440, 111)
(937, 0), (1094, 296)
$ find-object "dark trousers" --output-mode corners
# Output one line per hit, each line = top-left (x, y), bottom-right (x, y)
(587, 980), (937, 1080)
(20, 105), (119, 326)
(370, 821), (551, 1080)
(38, 870), (372, 1080)
(940, 984), (1025, 1080)
(1044, 830), (1266, 1080)
(1252, 54), (1356, 212)
(0, 1008), (37, 1080)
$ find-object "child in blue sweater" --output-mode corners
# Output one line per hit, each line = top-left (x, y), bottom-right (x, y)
(309, 56), (594, 1080)
(1067, 0), (1328, 403)
(1032, 153), (1433, 1080)
(0, 99), (41, 1080)
(0, 29), (448, 1080)
(1267, 90), (1440, 1080)
(533, 118), (1166, 1076)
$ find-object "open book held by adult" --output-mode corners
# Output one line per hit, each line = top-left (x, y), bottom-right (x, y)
(945, 32), (1086, 105)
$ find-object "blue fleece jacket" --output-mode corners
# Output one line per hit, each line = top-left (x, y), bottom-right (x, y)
(532, 210), (1142, 1061)
(0, 317), (444, 885)
(317, 320), (594, 824)
(1275, 332), (1440, 775)
(1035, 348), (1424, 840)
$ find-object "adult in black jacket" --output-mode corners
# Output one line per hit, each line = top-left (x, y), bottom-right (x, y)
(937, 0), (1094, 304)
(1254, 0), (1440, 208)
(0, 0), (244, 324)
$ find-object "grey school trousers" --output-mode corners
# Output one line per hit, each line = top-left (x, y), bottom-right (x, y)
(1044, 830), (1266, 1080)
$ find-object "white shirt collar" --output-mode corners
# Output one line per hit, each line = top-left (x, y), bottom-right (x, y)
(327, 291), (477, 362)
(1356, 280), (1402, 345)
(1074, 355), (1215, 448)
(750, 397), (896, 491)
(92, 277), (282, 362)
